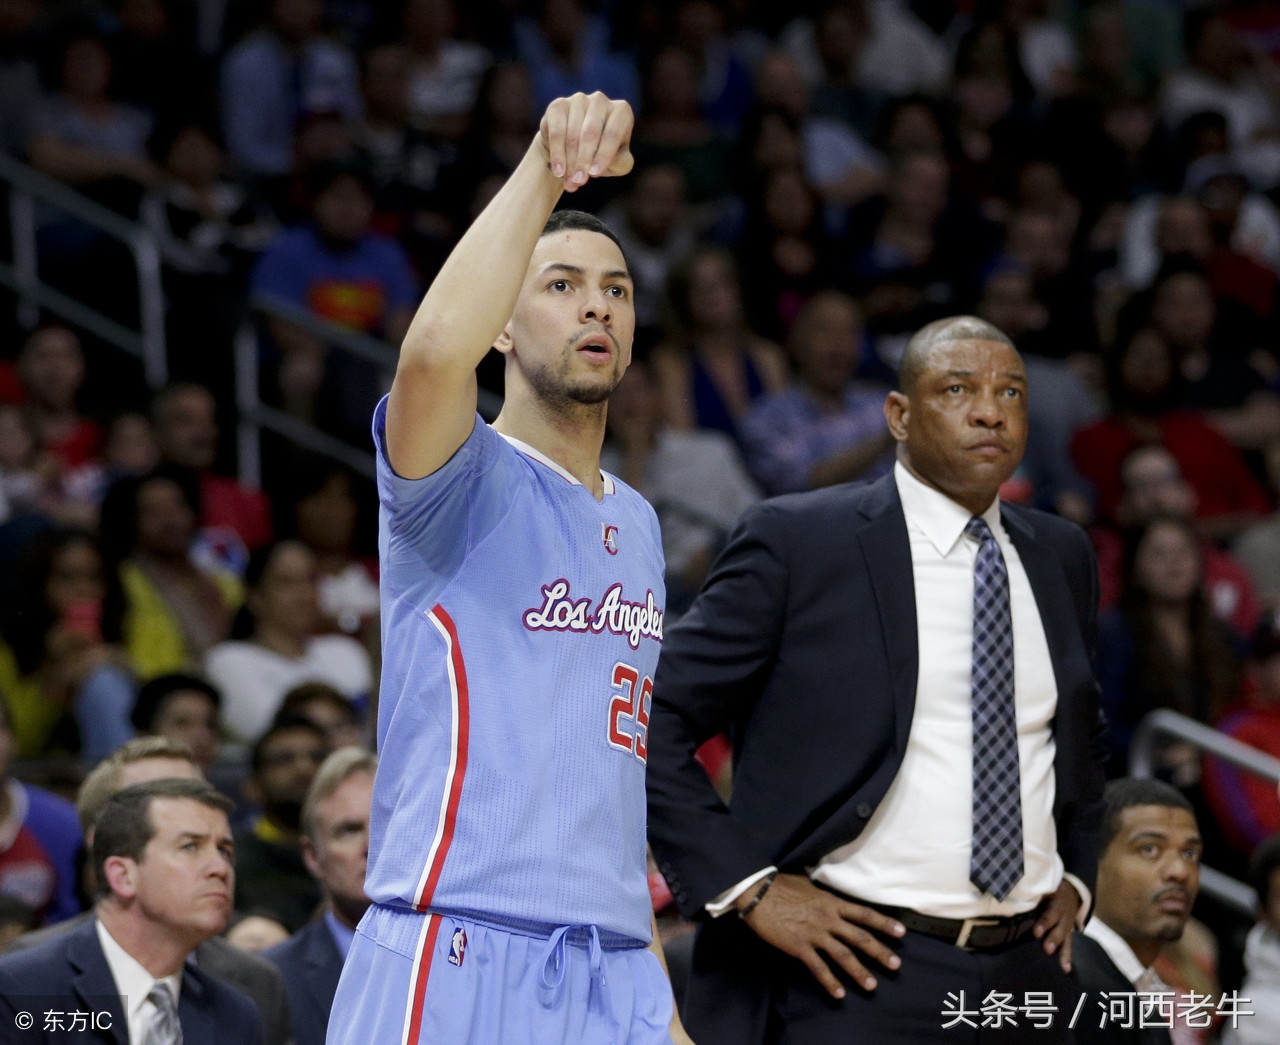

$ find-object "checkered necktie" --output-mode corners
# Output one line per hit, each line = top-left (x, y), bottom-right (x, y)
(143, 983), (182, 1045)
(966, 516), (1024, 901)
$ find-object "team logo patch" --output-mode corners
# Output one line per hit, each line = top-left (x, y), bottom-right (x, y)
(602, 524), (619, 555)
(448, 926), (467, 967)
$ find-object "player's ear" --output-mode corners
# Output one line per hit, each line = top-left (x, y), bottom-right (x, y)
(494, 325), (514, 356)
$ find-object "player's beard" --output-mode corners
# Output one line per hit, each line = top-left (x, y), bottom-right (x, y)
(523, 343), (622, 410)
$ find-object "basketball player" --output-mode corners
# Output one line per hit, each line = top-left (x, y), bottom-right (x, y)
(325, 93), (690, 1044)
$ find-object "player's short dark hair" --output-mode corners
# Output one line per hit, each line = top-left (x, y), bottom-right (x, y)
(1100, 778), (1196, 851)
(541, 210), (627, 265)
(93, 779), (232, 897)
(1249, 833), (1280, 911)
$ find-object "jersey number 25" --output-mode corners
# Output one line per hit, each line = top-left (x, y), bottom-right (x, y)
(607, 662), (652, 763)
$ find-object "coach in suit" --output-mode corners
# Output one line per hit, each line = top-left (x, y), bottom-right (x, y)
(0, 779), (262, 1044)
(264, 748), (375, 1045)
(648, 316), (1108, 1044)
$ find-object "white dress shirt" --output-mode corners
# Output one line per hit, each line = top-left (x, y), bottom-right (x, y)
(95, 919), (183, 1045)
(710, 463), (1090, 919)
(1082, 917), (1149, 986)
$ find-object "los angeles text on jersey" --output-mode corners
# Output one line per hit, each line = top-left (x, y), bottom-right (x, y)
(522, 579), (665, 649)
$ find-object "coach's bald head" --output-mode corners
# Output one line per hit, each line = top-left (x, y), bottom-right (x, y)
(897, 316), (1015, 397)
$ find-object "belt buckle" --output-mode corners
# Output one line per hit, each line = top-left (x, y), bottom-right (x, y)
(955, 917), (1000, 951)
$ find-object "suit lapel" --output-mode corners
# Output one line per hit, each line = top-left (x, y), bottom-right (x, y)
(68, 922), (128, 1045)
(853, 475), (918, 751)
(178, 963), (216, 1045)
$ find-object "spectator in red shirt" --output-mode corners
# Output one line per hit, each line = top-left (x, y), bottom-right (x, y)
(16, 326), (101, 473)
(150, 383), (273, 563)
(1071, 325), (1271, 540)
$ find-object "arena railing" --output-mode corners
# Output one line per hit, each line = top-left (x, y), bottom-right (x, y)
(0, 150), (168, 387)
(0, 152), (502, 487)
(235, 294), (503, 488)
(1129, 708), (1280, 917)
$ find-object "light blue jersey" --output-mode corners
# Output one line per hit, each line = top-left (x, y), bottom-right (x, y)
(366, 398), (665, 944)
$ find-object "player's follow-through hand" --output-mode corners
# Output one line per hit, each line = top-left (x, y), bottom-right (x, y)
(539, 92), (634, 193)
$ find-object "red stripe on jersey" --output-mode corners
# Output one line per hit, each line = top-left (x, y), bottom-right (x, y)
(414, 605), (471, 909)
(404, 914), (442, 1045)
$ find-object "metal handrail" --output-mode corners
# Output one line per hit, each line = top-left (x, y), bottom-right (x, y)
(235, 297), (504, 485)
(0, 151), (168, 386)
(1129, 709), (1278, 917)
(0, 151), (509, 485)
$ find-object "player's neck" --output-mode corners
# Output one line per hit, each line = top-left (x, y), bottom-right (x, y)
(494, 398), (608, 498)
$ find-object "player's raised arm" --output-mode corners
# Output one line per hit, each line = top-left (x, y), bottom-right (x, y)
(385, 92), (634, 480)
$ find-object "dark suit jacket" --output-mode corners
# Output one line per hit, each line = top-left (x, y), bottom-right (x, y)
(7, 911), (294, 1045)
(262, 917), (344, 1045)
(1072, 932), (1173, 1045)
(0, 918), (263, 1044)
(647, 474), (1109, 1044)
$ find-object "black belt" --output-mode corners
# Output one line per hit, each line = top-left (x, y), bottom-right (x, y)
(850, 897), (1042, 953)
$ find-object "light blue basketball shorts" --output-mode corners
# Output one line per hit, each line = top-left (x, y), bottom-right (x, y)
(326, 903), (676, 1044)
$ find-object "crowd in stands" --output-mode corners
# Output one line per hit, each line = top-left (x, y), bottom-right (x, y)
(3, 0), (1280, 1037)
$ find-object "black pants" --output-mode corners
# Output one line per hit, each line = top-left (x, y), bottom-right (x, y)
(772, 929), (1081, 1044)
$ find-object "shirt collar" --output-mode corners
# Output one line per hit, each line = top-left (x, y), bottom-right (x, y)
(498, 432), (615, 495)
(324, 908), (356, 960)
(1083, 916), (1151, 986)
(95, 918), (184, 1023)
(893, 460), (1001, 557)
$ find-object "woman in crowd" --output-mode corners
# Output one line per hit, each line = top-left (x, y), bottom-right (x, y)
(99, 469), (241, 680)
(205, 539), (373, 745)
(651, 245), (789, 441)
(287, 459), (379, 649)
(0, 529), (134, 761)
(1096, 515), (1243, 776)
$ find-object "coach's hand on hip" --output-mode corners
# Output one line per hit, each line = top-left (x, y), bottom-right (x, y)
(1033, 879), (1081, 973)
(737, 873), (907, 999)
(538, 92), (634, 194)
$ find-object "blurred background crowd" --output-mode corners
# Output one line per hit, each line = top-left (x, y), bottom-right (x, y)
(3, 0), (1280, 1037)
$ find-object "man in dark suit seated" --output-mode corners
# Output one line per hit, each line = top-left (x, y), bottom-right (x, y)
(0, 778), (263, 1043)
(8, 736), (294, 1044)
(263, 747), (375, 1045)
(1073, 778), (1202, 1045)
(648, 315), (1108, 1044)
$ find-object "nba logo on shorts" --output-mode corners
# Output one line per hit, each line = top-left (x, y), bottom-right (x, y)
(602, 525), (619, 555)
(448, 927), (467, 967)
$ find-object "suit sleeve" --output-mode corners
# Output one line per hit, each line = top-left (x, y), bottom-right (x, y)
(647, 501), (790, 917)
(1059, 523), (1109, 899)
